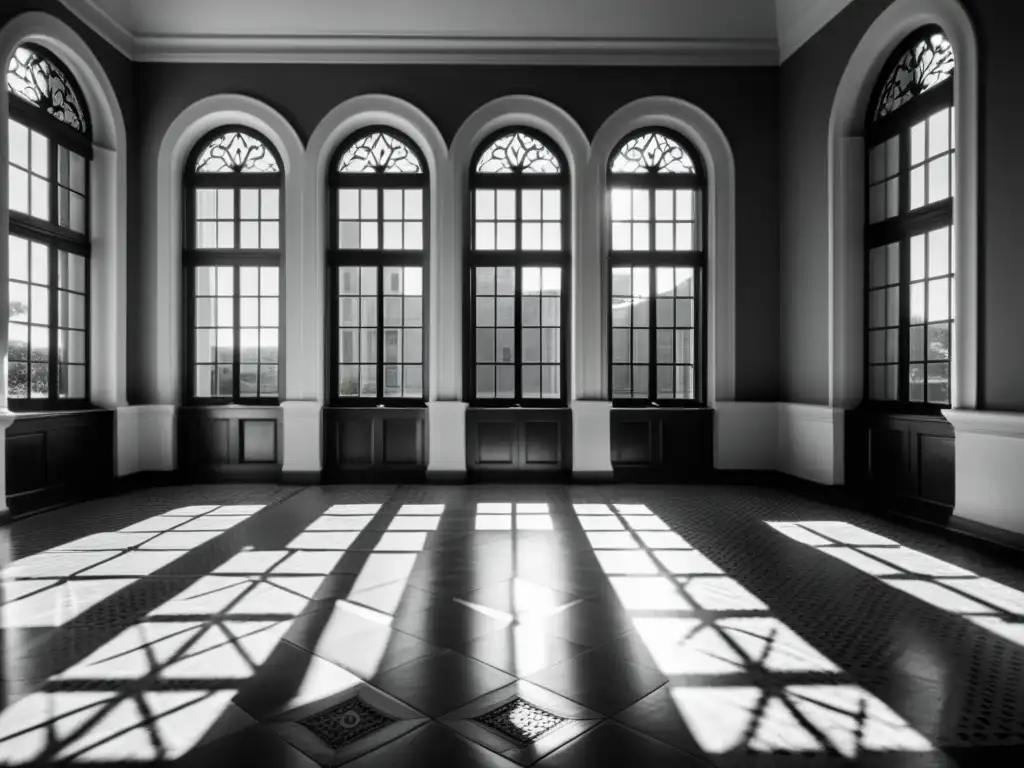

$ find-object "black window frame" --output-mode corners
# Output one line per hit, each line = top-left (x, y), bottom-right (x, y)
(606, 128), (709, 408)
(863, 25), (955, 416)
(326, 126), (430, 406)
(6, 44), (93, 412)
(464, 127), (570, 408)
(182, 125), (284, 406)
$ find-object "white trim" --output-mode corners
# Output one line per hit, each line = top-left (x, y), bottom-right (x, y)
(304, 95), (448, 404)
(570, 400), (613, 475)
(777, 402), (844, 485)
(828, 0), (979, 412)
(427, 401), (468, 474)
(776, 0), (857, 63)
(281, 400), (323, 473)
(148, 94), (304, 410)
(944, 409), (1024, 536)
(55, 0), (135, 60)
(714, 402), (844, 485)
(943, 409), (1024, 439)
(714, 402), (778, 471)
(115, 404), (176, 474)
(132, 36), (777, 67)
(590, 97), (737, 405)
(450, 96), (590, 403)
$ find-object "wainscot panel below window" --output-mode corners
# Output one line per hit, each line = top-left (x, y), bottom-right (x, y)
(322, 406), (426, 482)
(610, 407), (712, 482)
(846, 409), (954, 522)
(178, 405), (282, 481)
(6, 410), (114, 516)
(466, 407), (572, 479)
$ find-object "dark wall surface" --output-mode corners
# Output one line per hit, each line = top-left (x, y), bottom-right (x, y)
(781, 0), (1021, 411)
(132, 63), (781, 403)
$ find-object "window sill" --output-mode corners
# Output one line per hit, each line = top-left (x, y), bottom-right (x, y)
(8, 405), (107, 418)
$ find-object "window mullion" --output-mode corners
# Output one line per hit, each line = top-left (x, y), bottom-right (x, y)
(48, 245), (59, 402)
(898, 126), (911, 405)
(377, 264), (384, 401)
(515, 187), (523, 402)
(233, 265), (241, 402)
(648, 265), (657, 404)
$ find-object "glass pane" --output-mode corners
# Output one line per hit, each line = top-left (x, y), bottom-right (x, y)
(522, 365), (540, 399)
(496, 366), (515, 398)
(927, 156), (949, 203)
(910, 363), (925, 402)
(927, 323), (950, 361)
(339, 365), (359, 396)
(927, 362), (950, 404)
(522, 329), (540, 363)
(910, 283), (925, 325)
(910, 166), (925, 210)
(911, 121), (926, 166)
(910, 236), (925, 281)
(928, 227), (950, 276)
(910, 326), (925, 361)
(929, 108), (950, 156)
(477, 365), (495, 398)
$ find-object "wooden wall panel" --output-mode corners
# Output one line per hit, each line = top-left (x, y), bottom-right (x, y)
(178, 406), (282, 481)
(322, 407), (426, 482)
(611, 408), (713, 481)
(466, 408), (571, 478)
(5, 410), (115, 516)
(848, 411), (955, 522)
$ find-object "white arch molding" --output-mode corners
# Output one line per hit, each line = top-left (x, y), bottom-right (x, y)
(148, 94), (304, 470)
(297, 94), (448, 476)
(0, 11), (129, 504)
(447, 96), (590, 476)
(828, 0), (978, 411)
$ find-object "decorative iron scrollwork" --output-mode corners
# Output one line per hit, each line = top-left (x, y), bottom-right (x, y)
(7, 45), (88, 134)
(874, 32), (955, 121)
(195, 130), (280, 173)
(610, 132), (695, 174)
(476, 132), (561, 174)
(338, 131), (422, 173)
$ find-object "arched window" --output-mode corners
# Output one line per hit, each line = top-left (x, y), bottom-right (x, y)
(865, 28), (954, 409)
(6, 45), (91, 408)
(467, 129), (568, 404)
(608, 129), (706, 404)
(330, 128), (427, 402)
(184, 127), (282, 403)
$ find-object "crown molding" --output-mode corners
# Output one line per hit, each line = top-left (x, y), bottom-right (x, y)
(133, 34), (778, 66)
(53, 1), (777, 67)
(57, 0), (135, 59)
(777, 0), (855, 63)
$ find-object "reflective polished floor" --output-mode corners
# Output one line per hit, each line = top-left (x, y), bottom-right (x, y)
(2, 483), (1023, 766)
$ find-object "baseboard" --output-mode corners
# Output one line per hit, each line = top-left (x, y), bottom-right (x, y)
(179, 465), (283, 483)
(426, 469), (468, 483)
(947, 515), (1024, 557)
(113, 470), (182, 494)
(572, 470), (615, 483)
(281, 470), (321, 485)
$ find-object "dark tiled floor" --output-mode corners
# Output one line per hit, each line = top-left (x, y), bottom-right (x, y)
(2, 483), (1024, 766)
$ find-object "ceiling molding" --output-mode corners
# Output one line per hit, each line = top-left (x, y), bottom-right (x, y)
(776, 0), (856, 62)
(56, 0), (777, 66)
(133, 35), (778, 67)
(57, 0), (135, 59)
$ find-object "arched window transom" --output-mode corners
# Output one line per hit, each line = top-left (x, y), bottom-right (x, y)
(475, 131), (561, 174)
(607, 129), (706, 404)
(6, 45), (88, 135)
(337, 131), (422, 174)
(195, 130), (280, 173)
(873, 31), (954, 121)
(609, 132), (696, 175)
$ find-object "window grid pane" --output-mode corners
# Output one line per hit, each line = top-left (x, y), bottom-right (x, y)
(867, 136), (900, 224)
(337, 188), (380, 250)
(7, 236), (57, 401)
(908, 227), (953, 405)
(238, 265), (280, 398)
(654, 266), (695, 399)
(382, 266), (423, 398)
(867, 241), (900, 402)
(475, 265), (517, 399)
(908, 107), (955, 212)
(611, 266), (651, 399)
(193, 265), (235, 398)
(521, 266), (561, 399)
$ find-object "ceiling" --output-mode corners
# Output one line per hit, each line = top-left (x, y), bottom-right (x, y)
(63, 0), (856, 64)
